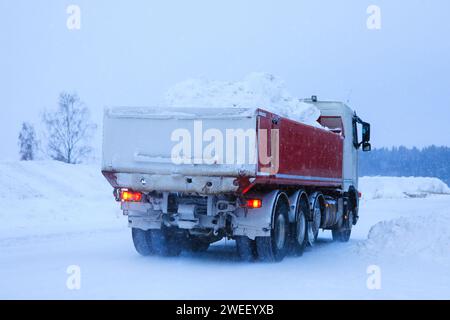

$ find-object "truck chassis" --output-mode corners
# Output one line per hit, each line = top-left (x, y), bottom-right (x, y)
(113, 185), (358, 262)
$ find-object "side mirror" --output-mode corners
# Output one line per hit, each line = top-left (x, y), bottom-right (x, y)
(362, 142), (371, 152)
(353, 114), (371, 151)
(362, 122), (370, 144)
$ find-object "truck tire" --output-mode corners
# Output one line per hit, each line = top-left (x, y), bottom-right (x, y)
(184, 236), (210, 253)
(131, 228), (153, 256)
(307, 194), (323, 246)
(149, 227), (182, 256)
(256, 195), (290, 262)
(235, 236), (257, 262)
(332, 209), (354, 242)
(291, 196), (308, 256)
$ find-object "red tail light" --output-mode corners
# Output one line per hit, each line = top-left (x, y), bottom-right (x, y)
(246, 199), (262, 209)
(120, 190), (142, 202)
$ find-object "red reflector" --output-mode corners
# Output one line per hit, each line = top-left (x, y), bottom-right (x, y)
(358, 192), (362, 198)
(246, 199), (262, 209)
(120, 190), (142, 202)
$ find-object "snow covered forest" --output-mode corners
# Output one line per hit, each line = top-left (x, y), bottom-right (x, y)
(359, 146), (450, 185)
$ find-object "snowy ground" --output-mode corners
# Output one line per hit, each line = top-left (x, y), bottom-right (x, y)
(0, 161), (449, 299)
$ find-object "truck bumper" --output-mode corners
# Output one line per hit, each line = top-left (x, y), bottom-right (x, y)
(116, 172), (241, 194)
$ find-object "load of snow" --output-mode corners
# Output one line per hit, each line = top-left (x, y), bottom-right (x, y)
(0, 161), (122, 239)
(361, 212), (450, 264)
(359, 176), (450, 200)
(164, 72), (322, 127)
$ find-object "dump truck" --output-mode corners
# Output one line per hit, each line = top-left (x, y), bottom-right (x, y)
(101, 98), (371, 261)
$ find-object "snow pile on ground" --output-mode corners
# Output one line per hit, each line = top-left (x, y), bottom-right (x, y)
(359, 176), (450, 200)
(361, 212), (450, 264)
(358, 179), (450, 264)
(0, 161), (122, 239)
(164, 72), (322, 127)
(0, 161), (109, 200)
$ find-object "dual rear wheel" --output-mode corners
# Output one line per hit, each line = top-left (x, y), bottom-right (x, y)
(255, 197), (290, 262)
(132, 227), (212, 257)
(132, 227), (184, 257)
(236, 193), (309, 262)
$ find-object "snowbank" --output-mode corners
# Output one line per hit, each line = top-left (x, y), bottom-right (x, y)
(164, 72), (322, 127)
(358, 177), (450, 264)
(0, 161), (122, 239)
(361, 212), (450, 264)
(0, 161), (110, 200)
(359, 176), (450, 200)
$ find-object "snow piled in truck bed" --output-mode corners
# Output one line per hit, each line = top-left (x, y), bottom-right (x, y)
(359, 176), (450, 199)
(164, 72), (322, 127)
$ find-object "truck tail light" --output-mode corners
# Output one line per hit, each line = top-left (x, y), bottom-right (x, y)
(246, 199), (262, 209)
(120, 190), (143, 202)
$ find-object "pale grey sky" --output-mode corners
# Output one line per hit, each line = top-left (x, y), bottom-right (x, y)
(1, 0), (450, 160)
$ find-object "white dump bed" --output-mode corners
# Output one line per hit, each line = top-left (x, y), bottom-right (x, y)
(102, 107), (258, 193)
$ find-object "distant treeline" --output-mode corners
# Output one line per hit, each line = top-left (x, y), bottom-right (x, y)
(359, 146), (450, 185)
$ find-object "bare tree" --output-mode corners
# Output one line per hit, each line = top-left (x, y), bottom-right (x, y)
(42, 92), (97, 164)
(18, 122), (38, 161)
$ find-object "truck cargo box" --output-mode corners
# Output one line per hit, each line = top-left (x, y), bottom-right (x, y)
(102, 107), (343, 194)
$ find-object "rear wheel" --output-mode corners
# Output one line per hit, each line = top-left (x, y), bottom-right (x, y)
(291, 197), (308, 256)
(307, 194), (323, 246)
(332, 209), (354, 242)
(256, 196), (290, 262)
(131, 228), (153, 256)
(235, 236), (257, 262)
(149, 227), (183, 256)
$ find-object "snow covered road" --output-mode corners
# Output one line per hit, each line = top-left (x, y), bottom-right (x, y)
(1, 197), (449, 299)
(0, 162), (449, 299)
